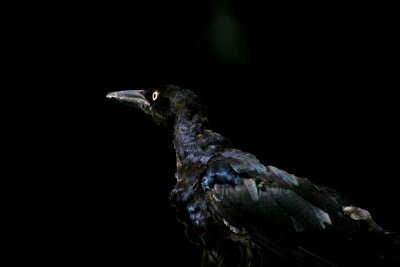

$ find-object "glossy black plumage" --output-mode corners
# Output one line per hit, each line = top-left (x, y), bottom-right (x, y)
(107, 85), (399, 266)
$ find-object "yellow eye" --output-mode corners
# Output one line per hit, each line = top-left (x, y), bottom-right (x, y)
(152, 91), (159, 101)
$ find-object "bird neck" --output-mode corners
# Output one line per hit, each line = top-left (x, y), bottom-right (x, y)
(172, 112), (228, 165)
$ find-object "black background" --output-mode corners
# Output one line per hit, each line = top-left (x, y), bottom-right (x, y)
(24, 2), (399, 266)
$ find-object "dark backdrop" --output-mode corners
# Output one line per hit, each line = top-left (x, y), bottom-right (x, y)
(37, 2), (399, 266)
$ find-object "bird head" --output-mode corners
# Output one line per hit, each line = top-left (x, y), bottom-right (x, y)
(106, 85), (207, 128)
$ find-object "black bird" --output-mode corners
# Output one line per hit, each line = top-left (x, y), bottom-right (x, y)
(106, 85), (399, 266)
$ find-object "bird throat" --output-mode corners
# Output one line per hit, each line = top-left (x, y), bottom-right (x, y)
(172, 113), (227, 165)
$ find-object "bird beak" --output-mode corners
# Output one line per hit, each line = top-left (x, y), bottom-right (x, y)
(106, 90), (151, 113)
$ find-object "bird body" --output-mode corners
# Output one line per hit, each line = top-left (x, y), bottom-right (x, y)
(107, 85), (399, 266)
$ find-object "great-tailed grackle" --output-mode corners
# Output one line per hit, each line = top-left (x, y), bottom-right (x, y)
(107, 85), (399, 266)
